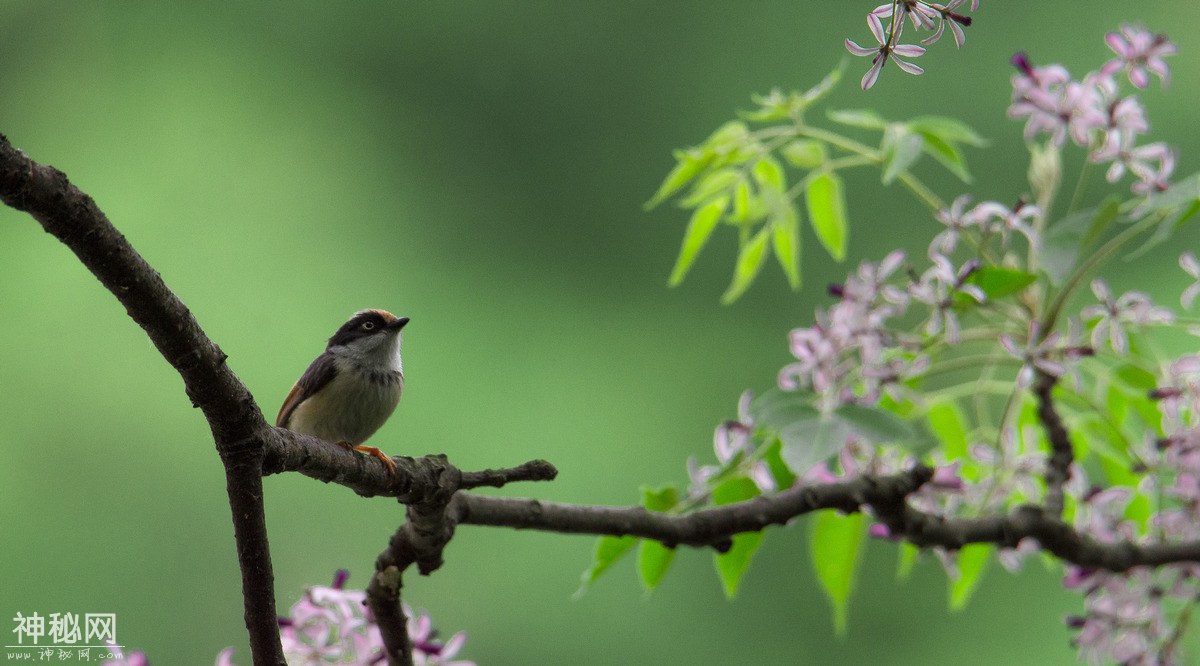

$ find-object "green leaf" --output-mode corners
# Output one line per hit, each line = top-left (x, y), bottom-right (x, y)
(731, 179), (752, 223)
(636, 484), (681, 592)
(1126, 198), (1200, 261)
(964, 266), (1037, 300)
(805, 171), (848, 261)
(681, 168), (741, 207)
(641, 484), (681, 512)
(827, 108), (887, 130)
(798, 64), (844, 109)
(668, 196), (728, 286)
(781, 140), (826, 169)
(712, 475), (760, 505)
(646, 149), (713, 209)
(576, 535), (636, 596)
(638, 539), (676, 591)
(717, 532), (764, 598)
(907, 116), (988, 147)
(705, 120), (752, 153)
(711, 477), (764, 598)
(752, 157), (787, 191)
(1121, 173), (1200, 260)
(1112, 363), (1158, 394)
(721, 225), (772, 304)
(1072, 417), (1123, 469)
(1096, 456), (1152, 529)
(760, 439), (799, 489)
(811, 511), (866, 634)
(753, 391), (914, 472)
(1135, 172), (1200, 214)
(833, 403), (916, 443)
(897, 542), (920, 580)
(778, 412), (851, 474)
(1041, 198), (1121, 285)
(880, 125), (924, 185)
(771, 203), (802, 290)
(925, 400), (970, 461)
(948, 543), (992, 610)
(749, 388), (821, 432)
(1081, 198), (1122, 248)
(917, 130), (971, 183)
(744, 88), (794, 122)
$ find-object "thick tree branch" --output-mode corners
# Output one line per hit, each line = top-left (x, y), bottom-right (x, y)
(0, 134), (287, 664)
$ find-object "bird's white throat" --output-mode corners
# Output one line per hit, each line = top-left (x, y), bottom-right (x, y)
(333, 332), (404, 374)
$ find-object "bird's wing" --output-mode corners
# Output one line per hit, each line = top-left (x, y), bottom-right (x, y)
(276, 353), (339, 427)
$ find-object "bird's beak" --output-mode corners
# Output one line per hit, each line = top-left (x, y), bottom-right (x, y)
(389, 316), (410, 331)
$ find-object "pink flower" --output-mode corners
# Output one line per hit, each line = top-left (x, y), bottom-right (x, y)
(909, 254), (984, 344)
(999, 322), (1067, 388)
(845, 12), (926, 89)
(101, 646), (149, 666)
(931, 195), (978, 254)
(1101, 24), (1176, 88)
(1081, 279), (1174, 354)
(273, 570), (474, 666)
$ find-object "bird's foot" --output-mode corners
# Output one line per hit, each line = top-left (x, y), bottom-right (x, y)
(334, 441), (397, 475)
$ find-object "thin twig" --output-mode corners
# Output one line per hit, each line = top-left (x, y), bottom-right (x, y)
(1034, 372), (1074, 515)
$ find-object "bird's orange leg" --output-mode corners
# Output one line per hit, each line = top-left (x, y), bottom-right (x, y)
(334, 441), (397, 475)
(355, 445), (397, 475)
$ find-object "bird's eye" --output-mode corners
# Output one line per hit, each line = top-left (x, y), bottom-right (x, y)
(361, 321), (376, 330)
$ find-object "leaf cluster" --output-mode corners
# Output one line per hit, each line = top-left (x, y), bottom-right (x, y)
(648, 65), (985, 303)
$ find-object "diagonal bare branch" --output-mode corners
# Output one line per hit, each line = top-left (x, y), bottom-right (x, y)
(0, 133), (287, 664)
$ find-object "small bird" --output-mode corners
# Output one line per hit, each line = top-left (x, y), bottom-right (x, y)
(276, 309), (409, 474)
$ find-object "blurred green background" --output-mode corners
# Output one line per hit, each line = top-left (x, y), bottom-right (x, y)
(2, 2), (1197, 664)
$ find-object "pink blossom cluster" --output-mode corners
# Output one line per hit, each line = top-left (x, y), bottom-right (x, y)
(104, 570), (474, 666)
(1009, 24), (1177, 195)
(1048, 356), (1200, 663)
(274, 570), (473, 666)
(777, 250), (922, 408)
(1062, 478), (1197, 665)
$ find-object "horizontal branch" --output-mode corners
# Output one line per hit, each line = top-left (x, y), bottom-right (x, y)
(452, 466), (932, 550)
(451, 467), (1200, 572)
(897, 504), (1200, 569)
(260, 427), (557, 498)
